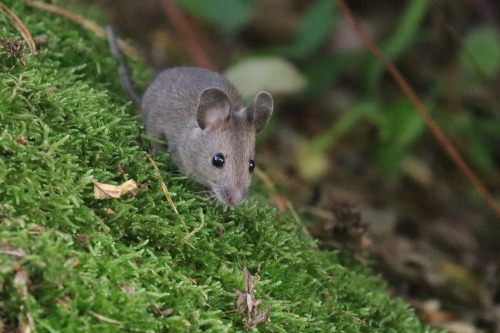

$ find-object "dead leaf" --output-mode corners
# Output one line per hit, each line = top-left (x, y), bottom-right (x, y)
(235, 266), (269, 330)
(29, 224), (46, 232)
(0, 249), (25, 258)
(215, 225), (226, 238)
(57, 298), (68, 308)
(120, 284), (135, 295)
(150, 302), (174, 317)
(93, 179), (137, 200)
(117, 163), (125, 179)
(14, 269), (29, 300)
(75, 234), (90, 246)
(244, 307), (269, 329)
(235, 290), (247, 315)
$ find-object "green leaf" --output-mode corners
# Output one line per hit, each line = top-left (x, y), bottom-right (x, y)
(465, 136), (495, 171)
(378, 99), (425, 149)
(225, 56), (307, 100)
(296, 101), (376, 181)
(372, 99), (425, 179)
(460, 27), (500, 79)
(177, 0), (258, 35)
(301, 53), (353, 98)
(365, 0), (431, 94)
(288, 0), (337, 58)
(374, 146), (408, 180)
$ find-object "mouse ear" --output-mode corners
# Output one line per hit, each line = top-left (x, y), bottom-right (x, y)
(197, 88), (230, 130)
(251, 91), (273, 134)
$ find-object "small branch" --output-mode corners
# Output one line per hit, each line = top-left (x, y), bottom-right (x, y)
(0, 1), (37, 54)
(181, 211), (205, 245)
(159, 0), (217, 70)
(89, 311), (122, 325)
(0, 249), (26, 257)
(146, 155), (179, 215)
(26, 1), (138, 60)
(254, 166), (275, 189)
(336, 0), (500, 221)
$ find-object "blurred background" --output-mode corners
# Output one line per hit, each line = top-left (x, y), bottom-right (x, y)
(76, 0), (500, 331)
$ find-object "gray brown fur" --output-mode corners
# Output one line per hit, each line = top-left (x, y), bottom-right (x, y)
(107, 27), (273, 206)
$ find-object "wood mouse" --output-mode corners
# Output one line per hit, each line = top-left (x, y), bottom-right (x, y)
(106, 27), (273, 207)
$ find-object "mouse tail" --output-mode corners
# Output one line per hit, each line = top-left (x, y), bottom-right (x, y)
(106, 25), (142, 107)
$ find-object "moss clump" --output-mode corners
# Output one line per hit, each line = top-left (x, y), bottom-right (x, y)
(0, 1), (440, 332)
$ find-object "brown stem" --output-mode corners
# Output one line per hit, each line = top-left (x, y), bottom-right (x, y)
(0, 1), (37, 54)
(26, 1), (138, 60)
(336, 0), (500, 220)
(160, 0), (217, 70)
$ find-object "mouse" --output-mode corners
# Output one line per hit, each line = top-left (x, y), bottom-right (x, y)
(106, 26), (273, 207)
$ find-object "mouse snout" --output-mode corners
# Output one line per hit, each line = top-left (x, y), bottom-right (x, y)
(217, 185), (248, 206)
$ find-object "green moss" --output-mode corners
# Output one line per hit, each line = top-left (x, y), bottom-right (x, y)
(0, 1), (440, 332)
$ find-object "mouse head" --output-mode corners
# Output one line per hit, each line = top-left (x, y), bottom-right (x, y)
(191, 87), (273, 206)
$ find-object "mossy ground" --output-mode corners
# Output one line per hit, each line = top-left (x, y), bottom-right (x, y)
(0, 1), (440, 332)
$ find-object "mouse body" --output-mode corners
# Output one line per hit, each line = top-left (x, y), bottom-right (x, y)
(106, 27), (273, 206)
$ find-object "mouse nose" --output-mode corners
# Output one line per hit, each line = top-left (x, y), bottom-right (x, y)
(223, 186), (248, 206)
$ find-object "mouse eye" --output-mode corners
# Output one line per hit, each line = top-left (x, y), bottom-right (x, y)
(249, 160), (255, 172)
(212, 153), (225, 168)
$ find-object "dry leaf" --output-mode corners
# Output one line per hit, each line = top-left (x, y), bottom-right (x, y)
(244, 307), (269, 329)
(120, 284), (135, 295)
(75, 234), (90, 246)
(93, 179), (137, 200)
(117, 163), (125, 179)
(29, 224), (46, 232)
(150, 302), (174, 317)
(57, 298), (68, 308)
(215, 225), (226, 238)
(235, 266), (269, 330)
(14, 269), (29, 300)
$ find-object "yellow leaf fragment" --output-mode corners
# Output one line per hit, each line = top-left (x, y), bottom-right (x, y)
(93, 179), (137, 200)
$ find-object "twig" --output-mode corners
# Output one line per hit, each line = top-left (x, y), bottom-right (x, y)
(0, 1), (37, 54)
(89, 311), (122, 325)
(254, 166), (275, 189)
(0, 249), (26, 257)
(26, 1), (138, 60)
(181, 211), (204, 245)
(146, 155), (179, 215)
(159, 0), (217, 70)
(336, 0), (500, 221)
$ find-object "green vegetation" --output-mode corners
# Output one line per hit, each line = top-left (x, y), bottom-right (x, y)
(0, 1), (439, 332)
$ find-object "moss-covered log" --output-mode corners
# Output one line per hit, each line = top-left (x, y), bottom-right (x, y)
(0, 1), (439, 332)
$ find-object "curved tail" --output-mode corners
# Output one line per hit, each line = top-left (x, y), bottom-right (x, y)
(106, 26), (142, 107)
